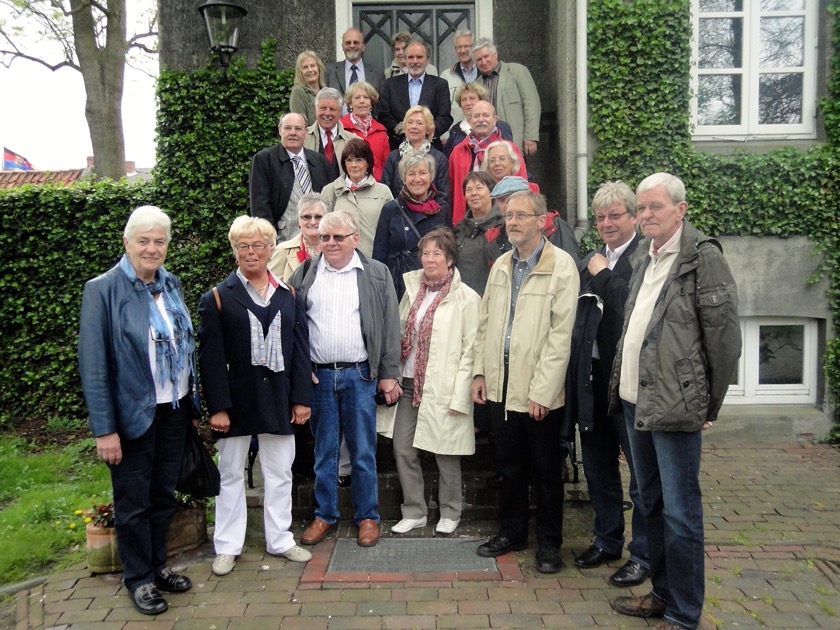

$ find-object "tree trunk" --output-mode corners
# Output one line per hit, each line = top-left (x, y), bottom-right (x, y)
(69, 0), (128, 180)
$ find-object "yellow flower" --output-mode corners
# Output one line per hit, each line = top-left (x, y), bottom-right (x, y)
(74, 510), (83, 515)
(69, 523), (76, 529)
(84, 517), (92, 523)
(55, 520), (61, 525)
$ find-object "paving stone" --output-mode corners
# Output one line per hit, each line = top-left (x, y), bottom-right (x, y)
(381, 614), (437, 629)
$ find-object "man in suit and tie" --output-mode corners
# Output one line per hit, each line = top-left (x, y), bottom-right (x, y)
(325, 28), (385, 98)
(304, 87), (355, 180)
(378, 40), (453, 151)
(250, 113), (334, 243)
(564, 181), (649, 588)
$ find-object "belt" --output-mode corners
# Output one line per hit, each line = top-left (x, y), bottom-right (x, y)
(312, 360), (368, 370)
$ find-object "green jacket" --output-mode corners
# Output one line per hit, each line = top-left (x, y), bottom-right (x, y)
(609, 221), (741, 431)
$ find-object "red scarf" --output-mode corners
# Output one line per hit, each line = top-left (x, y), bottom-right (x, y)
(400, 268), (454, 406)
(399, 185), (442, 215)
(467, 128), (502, 169)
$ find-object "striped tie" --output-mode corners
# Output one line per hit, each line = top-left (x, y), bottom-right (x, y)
(292, 155), (312, 193)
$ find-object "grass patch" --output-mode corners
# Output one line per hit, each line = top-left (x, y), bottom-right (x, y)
(0, 434), (111, 586)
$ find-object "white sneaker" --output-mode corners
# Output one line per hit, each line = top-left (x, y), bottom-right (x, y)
(278, 545), (312, 563)
(212, 554), (236, 576)
(391, 516), (427, 534)
(435, 518), (460, 534)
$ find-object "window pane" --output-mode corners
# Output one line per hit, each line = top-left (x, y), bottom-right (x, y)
(758, 325), (804, 384)
(698, 74), (742, 124)
(699, 18), (743, 68)
(699, 0), (743, 11)
(761, 1), (805, 10)
(760, 17), (804, 67)
(759, 72), (803, 123)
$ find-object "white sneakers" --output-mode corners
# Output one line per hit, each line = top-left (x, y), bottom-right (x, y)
(278, 545), (312, 563)
(391, 516), (427, 534)
(212, 554), (236, 576)
(435, 518), (460, 535)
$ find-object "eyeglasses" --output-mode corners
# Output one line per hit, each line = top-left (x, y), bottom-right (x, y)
(595, 211), (630, 223)
(235, 242), (269, 252)
(318, 233), (357, 243)
(300, 214), (324, 221)
(503, 212), (538, 222)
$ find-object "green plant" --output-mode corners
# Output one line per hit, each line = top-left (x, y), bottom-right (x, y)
(82, 503), (115, 528)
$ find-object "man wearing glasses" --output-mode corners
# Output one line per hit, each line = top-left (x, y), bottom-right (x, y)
(289, 210), (401, 549)
(564, 181), (649, 587)
(471, 190), (578, 574)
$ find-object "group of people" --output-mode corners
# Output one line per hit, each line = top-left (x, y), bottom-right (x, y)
(76, 24), (742, 630)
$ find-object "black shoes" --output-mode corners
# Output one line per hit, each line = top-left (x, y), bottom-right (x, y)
(131, 583), (168, 615)
(338, 474), (352, 488)
(476, 535), (528, 557)
(613, 592), (666, 618)
(574, 544), (622, 568)
(609, 560), (649, 587)
(154, 567), (193, 593)
(536, 545), (564, 573)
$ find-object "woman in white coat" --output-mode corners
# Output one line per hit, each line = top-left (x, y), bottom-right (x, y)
(382, 226), (480, 535)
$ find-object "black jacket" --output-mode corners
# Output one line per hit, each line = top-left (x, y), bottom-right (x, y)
(249, 144), (333, 230)
(562, 234), (641, 439)
(377, 73), (453, 151)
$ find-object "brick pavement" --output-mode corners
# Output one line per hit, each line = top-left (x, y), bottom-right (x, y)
(12, 441), (840, 629)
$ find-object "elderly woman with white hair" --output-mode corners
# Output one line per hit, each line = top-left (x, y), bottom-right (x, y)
(481, 140), (535, 189)
(269, 193), (329, 282)
(78, 205), (199, 616)
(373, 150), (450, 300)
(199, 216), (313, 577)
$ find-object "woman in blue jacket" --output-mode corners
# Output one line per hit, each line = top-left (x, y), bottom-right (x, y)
(78, 206), (198, 616)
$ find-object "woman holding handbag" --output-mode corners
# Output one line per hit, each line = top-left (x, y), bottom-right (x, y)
(198, 216), (313, 577)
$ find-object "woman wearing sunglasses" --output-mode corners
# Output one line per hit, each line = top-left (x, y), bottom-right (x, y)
(199, 216), (313, 577)
(269, 193), (329, 282)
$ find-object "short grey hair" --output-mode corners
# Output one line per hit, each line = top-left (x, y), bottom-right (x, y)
(506, 190), (547, 216)
(471, 37), (497, 55)
(637, 172), (686, 203)
(315, 87), (344, 108)
(320, 209), (358, 234)
(278, 111), (307, 127)
(124, 205), (171, 243)
(406, 39), (430, 56)
(398, 150), (436, 181)
(592, 181), (637, 217)
(481, 141), (521, 175)
(297, 193), (330, 220)
(454, 29), (473, 41)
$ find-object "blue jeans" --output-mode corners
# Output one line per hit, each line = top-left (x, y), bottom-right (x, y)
(110, 399), (189, 592)
(622, 401), (704, 630)
(310, 362), (379, 524)
(579, 364), (648, 566)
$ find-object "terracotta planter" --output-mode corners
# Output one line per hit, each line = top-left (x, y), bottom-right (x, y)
(86, 506), (208, 574)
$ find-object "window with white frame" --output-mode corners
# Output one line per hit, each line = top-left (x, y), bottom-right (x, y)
(691, 0), (817, 140)
(725, 317), (818, 405)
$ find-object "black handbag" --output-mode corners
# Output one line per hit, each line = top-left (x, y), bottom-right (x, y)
(176, 423), (221, 498)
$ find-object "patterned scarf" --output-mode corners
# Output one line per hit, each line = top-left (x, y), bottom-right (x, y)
(399, 184), (441, 215)
(466, 127), (502, 169)
(349, 112), (371, 136)
(119, 254), (194, 407)
(400, 268), (454, 406)
(399, 139), (432, 157)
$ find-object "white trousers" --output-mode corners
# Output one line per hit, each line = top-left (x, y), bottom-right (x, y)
(214, 433), (296, 555)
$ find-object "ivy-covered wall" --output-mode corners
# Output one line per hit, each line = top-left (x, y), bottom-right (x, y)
(588, 0), (840, 427)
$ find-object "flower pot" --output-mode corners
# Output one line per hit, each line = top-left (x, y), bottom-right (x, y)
(86, 523), (121, 574)
(85, 506), (208, 574)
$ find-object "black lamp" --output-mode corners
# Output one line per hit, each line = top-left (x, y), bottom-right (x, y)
(198, 1), (247, 73)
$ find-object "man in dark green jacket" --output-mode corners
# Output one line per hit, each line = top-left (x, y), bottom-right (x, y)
(610, 173), (741, 630)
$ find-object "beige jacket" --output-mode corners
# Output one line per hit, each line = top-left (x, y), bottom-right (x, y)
(321, 175), (393, 258)
(474, 241), (578, 412)
(492, 62), (541, 149)
(303, 121), (355, 176)
(268, 233), (309, 282)
(378, 268), (479, 455)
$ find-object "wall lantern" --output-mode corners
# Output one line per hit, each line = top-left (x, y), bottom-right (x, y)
(198, 1), (248, 74)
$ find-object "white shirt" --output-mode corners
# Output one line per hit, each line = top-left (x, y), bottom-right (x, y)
(307, 251), (368, 363)
(593, 233), (637, 359)
(344, 59), (366, 87)
(149, 295), (190, 404)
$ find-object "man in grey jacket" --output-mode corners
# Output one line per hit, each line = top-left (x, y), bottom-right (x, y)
(610, 173), (741, 630)
(289, 210), (402, 550)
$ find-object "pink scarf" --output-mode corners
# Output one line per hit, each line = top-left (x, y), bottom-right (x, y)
(400, 268), (454, 406)
(467, 127), (502, 169)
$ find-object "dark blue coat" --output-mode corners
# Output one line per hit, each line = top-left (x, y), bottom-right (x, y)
(372, 195), (450, 300)
(198, 273), (312, 438)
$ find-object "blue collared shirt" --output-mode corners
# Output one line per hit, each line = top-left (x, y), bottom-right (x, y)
(504, 238), (546, 356)
(408, 74), (425, 107)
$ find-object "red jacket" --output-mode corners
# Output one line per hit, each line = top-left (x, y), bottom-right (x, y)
(340, 114), (391, 181)
(448, 138), (529, 224)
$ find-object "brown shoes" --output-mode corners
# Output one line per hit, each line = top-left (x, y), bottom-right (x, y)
(357, 519), (380, 547)
(613, 592), (667, 618)
(301, 518), (337, 545)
